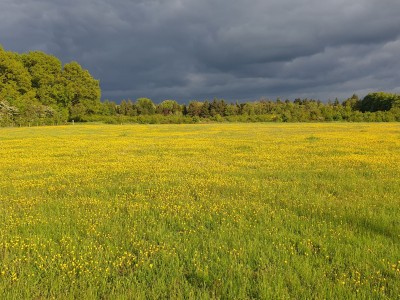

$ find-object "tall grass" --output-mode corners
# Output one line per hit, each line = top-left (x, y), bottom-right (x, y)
(0, 123), (399, 299)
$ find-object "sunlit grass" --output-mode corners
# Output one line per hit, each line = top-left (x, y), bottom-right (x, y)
(1, 123), (399, 299)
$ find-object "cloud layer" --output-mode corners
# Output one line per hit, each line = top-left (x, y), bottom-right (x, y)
(1, 0), (400, 102)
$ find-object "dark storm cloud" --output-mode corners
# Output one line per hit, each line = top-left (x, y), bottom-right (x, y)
(1, 0), (400, 102)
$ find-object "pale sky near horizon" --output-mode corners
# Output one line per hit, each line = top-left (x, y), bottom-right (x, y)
(1, 0), (400, 103)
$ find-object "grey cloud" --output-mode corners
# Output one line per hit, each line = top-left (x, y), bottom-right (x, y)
(1, 0), (400, 102)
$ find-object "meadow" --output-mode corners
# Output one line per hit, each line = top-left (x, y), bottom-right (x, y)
(0, 123), (399, 299)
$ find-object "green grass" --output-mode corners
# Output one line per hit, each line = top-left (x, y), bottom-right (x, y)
(0, 123), (399, 299)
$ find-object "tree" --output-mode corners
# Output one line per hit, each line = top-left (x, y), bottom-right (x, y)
(0, 46), (100, 124)
(0, 48), (32, 105)
(61, 62), (101, 115)
(241, 103), (255, 115)
(210, 98), (227, 116)
(360, 92), (400, 112)
(225, 103), (239, 116)
(21, 51), (62, 106)
(99, 100), (118, 116)
(200, 100), (210, 117)
(119, 100), (137, 116)
(342, 94), (360, 111)
(135, 98), (156, 115)
(0, 100), (19, 125)
(157, 100), (181, 115)
(187, 101), (203, 117)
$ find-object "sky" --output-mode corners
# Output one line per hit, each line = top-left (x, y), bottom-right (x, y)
(1, 0), (400, 103)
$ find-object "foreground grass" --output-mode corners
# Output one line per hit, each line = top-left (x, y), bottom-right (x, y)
(0, 123), (399, 299)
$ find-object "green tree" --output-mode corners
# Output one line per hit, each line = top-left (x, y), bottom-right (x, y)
(157, 100), (181, 115)
(200, 100), (210, 117)
(360, 92), (400, 112)
(187, 101), (203, 117)
(0, 48), (32, 106)
(225, 103), (239, 116)
(21, 51), (62, 106)
(241, 103), (255, 115)
(342, 94), (360, 111)
(99, 100), (118, 116)
(0, 100), (19, 125)
(61, 62), (101, 115)
(0, 46), (100, 125)
(135, 98), (155, 115)
(210, 99), (227, 116)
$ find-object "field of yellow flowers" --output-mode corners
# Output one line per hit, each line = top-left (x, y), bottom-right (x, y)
(0, 123), (399, 299)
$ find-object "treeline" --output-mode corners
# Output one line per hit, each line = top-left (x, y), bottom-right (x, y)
(1, 46), (400, 126)
(90, 93), (400, 124)
(0, 46), (100, 126)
